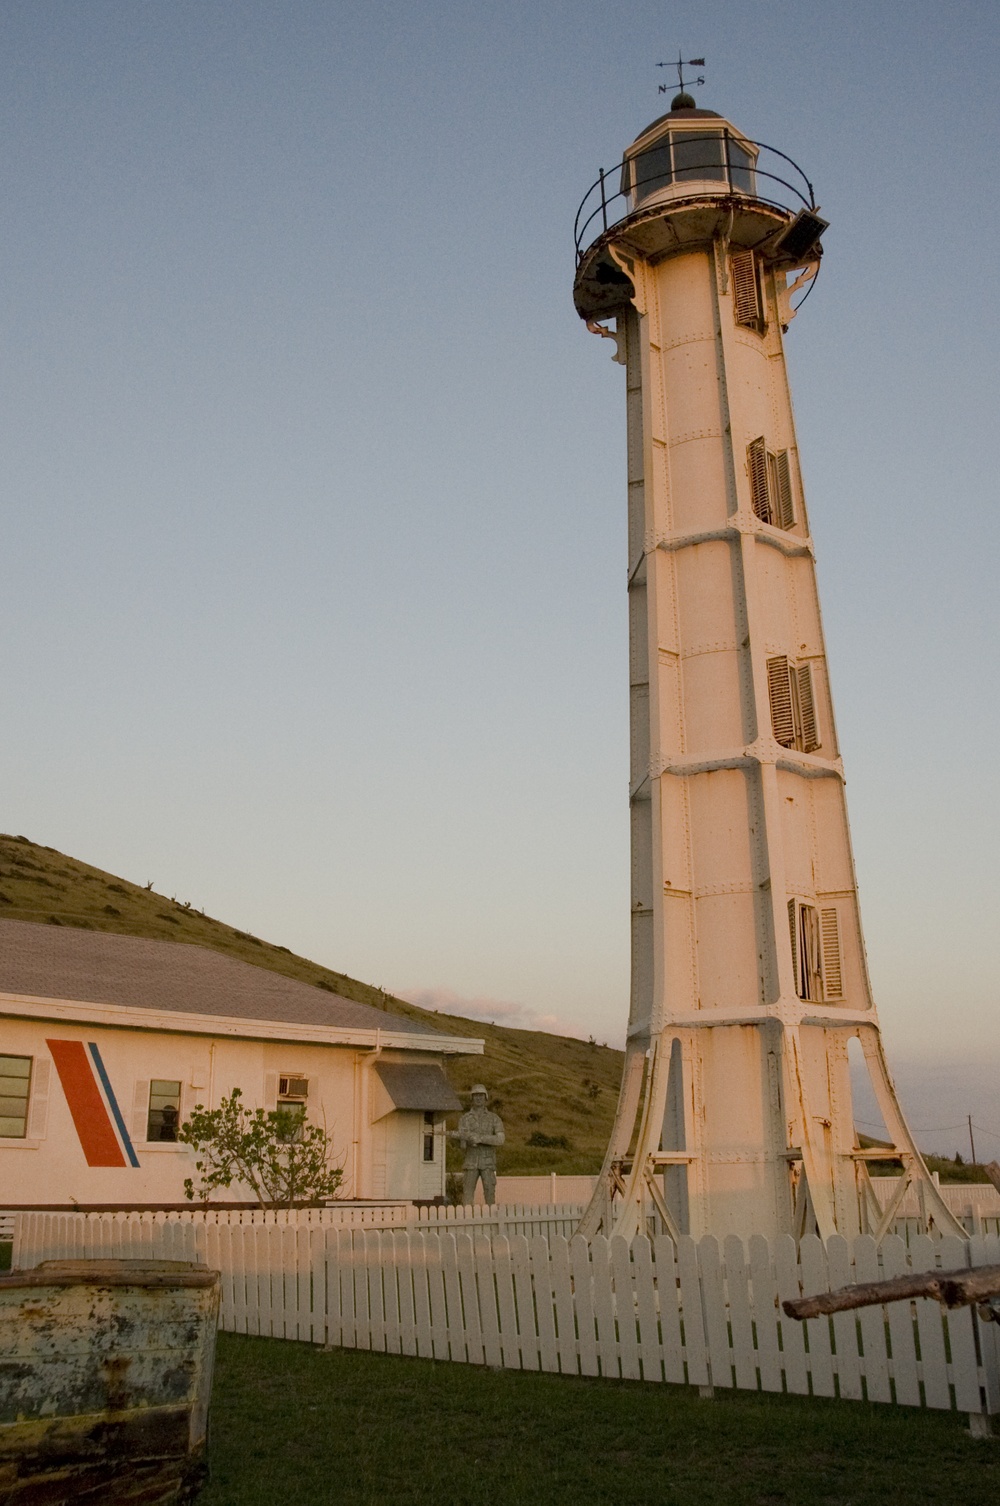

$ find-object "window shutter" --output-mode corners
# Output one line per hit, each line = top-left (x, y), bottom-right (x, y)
(731, 251), (763, 330)
(771, 450), (795, 529)
(26, 1058), (50, 1139)
(787, 900), (798, 994)
(263, 1073), (279, 1111)
(802, 905), (822, 1002)
(131, 1080), (150, 1143)
(820, 908), (843, 999)
(767, 657), (795, 746)
(747, 438), (772, 522)
(796, 664), (820, 751)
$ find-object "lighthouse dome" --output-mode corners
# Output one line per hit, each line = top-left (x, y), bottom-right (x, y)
(631, 104), (723, 141)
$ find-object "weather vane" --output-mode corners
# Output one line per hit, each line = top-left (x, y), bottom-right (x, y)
(656, 52), (705, 95)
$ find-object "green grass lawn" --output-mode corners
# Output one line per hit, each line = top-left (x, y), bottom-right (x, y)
(201, 1334), (999, 1506)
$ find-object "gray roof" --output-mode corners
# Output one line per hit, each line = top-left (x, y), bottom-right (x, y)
(0, 920), (434, 1039)
(375, 1062), (463, 1112)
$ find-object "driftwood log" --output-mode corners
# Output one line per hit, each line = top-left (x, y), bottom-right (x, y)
(783, 1264), (1000, 1321)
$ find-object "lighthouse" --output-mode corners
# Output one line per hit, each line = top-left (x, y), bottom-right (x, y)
(573, 91), (962, 1244)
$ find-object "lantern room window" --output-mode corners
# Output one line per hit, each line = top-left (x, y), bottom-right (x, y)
(726, 138), (755, 193)
(630, 130), (756, 205)
(672, 131), (725, 182)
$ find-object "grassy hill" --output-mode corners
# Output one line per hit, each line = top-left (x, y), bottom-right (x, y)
(0, 833), (624, 1177)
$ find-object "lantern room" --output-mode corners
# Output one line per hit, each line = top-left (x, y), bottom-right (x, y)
(573, 95), (827, 325)
(622, 95), (757, 210)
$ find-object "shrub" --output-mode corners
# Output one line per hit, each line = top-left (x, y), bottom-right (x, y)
(180, 1089), (344, 1209)
(527, 1132), (571, 1150)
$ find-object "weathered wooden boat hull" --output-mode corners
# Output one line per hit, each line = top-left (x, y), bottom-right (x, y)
(0, 1260), (220, 1505)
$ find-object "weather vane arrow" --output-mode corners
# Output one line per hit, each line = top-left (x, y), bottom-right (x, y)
(656, 52), (706, 95)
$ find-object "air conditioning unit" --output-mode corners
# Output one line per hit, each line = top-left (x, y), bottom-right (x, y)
(279, 1076), (308, 1100)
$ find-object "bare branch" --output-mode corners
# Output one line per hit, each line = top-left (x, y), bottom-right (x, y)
(783, 1264), (1000, 1320)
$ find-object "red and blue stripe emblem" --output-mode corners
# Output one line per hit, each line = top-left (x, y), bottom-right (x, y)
(47, 1038), (140, 1168)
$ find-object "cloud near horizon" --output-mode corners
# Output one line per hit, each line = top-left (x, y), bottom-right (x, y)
(398, 985), (617, 1046)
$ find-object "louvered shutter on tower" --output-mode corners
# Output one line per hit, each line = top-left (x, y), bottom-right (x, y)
(771, 449), (795, 529)
(796, 664), (820, 751)
(787, 900), (798, 993)
(26, 1058), (50, 1139)
(801, 904), (822, 1001)
(731, 251), (763, 329)
(767, 657), (796, 746)
(820, 908), (843, 998)
(747, 438), (772, 522)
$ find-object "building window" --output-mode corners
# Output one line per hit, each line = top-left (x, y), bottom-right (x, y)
(0, 1055), (31, 1138)
(767, 656), (821, 752)
(747, 438), (796, 529)
(147, 1080), (182, 1142)
(788, 900), (843, 1002)
(423, 1111), (437, 1163)
(731, 251), (765, 332)
(277, 1075), (308, 1141)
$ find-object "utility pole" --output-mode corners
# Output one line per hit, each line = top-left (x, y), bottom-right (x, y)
(969, 1115), (978, 1165)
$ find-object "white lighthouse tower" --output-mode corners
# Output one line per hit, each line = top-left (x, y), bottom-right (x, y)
(574, 89), (962, 1245)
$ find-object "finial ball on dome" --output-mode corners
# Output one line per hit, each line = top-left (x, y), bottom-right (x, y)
(671, 91), (697, 110)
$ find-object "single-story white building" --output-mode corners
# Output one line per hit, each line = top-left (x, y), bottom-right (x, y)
(0, 919), (482, 1207)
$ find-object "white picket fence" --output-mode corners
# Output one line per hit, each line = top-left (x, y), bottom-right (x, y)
(493, 1175), (599, 1206)
(7, 1179), (998, 1248)
(489, 1176), (1000, 1226)
(869, 1178), (1000, 1237)
(12, 1211), (1000, 1421)
(11, 1202), (584, 1265)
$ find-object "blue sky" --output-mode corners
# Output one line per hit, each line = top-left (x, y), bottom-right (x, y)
(1, 2), (997, 1156)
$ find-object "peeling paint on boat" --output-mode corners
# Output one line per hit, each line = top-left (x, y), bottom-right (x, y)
(0, 1259), (220, 1505)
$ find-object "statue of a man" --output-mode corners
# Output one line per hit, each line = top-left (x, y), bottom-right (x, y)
(449, 1084), (504, 1205)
